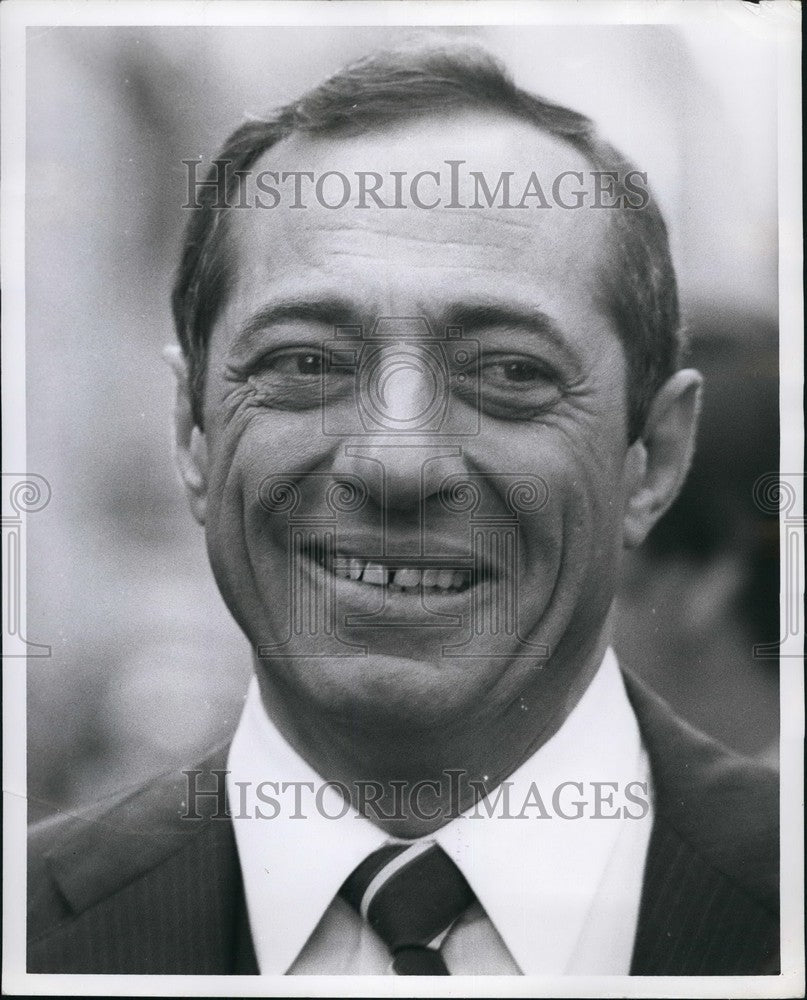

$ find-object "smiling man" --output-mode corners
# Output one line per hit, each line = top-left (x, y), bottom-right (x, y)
(28, 43), (779, 978)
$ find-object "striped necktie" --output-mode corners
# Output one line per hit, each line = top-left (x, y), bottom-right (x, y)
(339, 840), (475, 975)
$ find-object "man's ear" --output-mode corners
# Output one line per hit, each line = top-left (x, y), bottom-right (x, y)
(623, 369), (703, 549)
(163, 345), (208, 526)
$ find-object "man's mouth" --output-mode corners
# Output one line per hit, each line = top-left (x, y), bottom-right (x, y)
(303, 542), (481, 596)
(330, 559), (471, 593)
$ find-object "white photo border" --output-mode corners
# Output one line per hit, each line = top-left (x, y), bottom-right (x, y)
(2, 1), (803, 997)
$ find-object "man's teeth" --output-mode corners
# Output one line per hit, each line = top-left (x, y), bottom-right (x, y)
(330, 559), (469, 591)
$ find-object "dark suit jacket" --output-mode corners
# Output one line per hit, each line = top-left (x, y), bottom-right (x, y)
(27, 671), (780, 975)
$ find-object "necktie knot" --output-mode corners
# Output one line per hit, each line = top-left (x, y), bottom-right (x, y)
(339, 840), (475, 975)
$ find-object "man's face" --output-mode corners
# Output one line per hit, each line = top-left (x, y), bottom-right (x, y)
(199, 111), (636, 734)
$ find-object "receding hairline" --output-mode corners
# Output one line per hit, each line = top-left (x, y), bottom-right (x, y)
(241, 101), (603, 188)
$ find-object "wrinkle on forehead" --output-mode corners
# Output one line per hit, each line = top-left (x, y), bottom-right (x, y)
(233, 111), (610, 258)
(213, 111), (622, 358)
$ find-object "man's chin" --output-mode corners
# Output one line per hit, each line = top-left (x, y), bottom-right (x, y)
(255, 649), (508, 733)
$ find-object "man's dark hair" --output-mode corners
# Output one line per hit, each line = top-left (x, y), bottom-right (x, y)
(172, 42), (682, 441)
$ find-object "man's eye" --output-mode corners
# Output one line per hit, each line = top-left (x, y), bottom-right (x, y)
(481, 358), (554, 388)
(237, 345), (355, 412)
(268, 350), (324, 376)
(486, 360), (547, 385)
(474, 355), (563, 419)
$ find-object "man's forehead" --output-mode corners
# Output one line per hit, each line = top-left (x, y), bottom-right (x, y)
(223, 108), (614, 317)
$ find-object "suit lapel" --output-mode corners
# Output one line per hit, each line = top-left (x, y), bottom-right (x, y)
(30, 741), (259, 975)
(631, 816), (779, 974)
(623, 670), (779, 975)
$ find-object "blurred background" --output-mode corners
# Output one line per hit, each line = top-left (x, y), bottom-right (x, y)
(25, 22), (780, 820)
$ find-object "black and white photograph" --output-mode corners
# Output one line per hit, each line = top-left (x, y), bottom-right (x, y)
(2, 1), (803, 995)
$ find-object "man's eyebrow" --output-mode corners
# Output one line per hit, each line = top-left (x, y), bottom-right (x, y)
(233, 296), (356, 352)
(444, 303), (573, 354)
(231, 298), (582, 364)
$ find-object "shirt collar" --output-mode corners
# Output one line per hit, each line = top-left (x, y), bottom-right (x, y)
(227, 683), (389, 974)
(227, 647), (646, 974)
(432, 647), (648, 973)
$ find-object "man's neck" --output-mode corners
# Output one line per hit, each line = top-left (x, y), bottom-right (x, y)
(254, 631), (611, 838)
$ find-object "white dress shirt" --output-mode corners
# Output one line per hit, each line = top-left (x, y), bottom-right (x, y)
(226, 648), (654, 975)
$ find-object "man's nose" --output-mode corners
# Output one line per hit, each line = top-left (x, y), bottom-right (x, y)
(332, 439), (467, 513)
(330, 347), (467, 511)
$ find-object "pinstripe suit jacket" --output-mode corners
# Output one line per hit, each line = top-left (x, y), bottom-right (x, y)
(27, 670), (780, 975)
